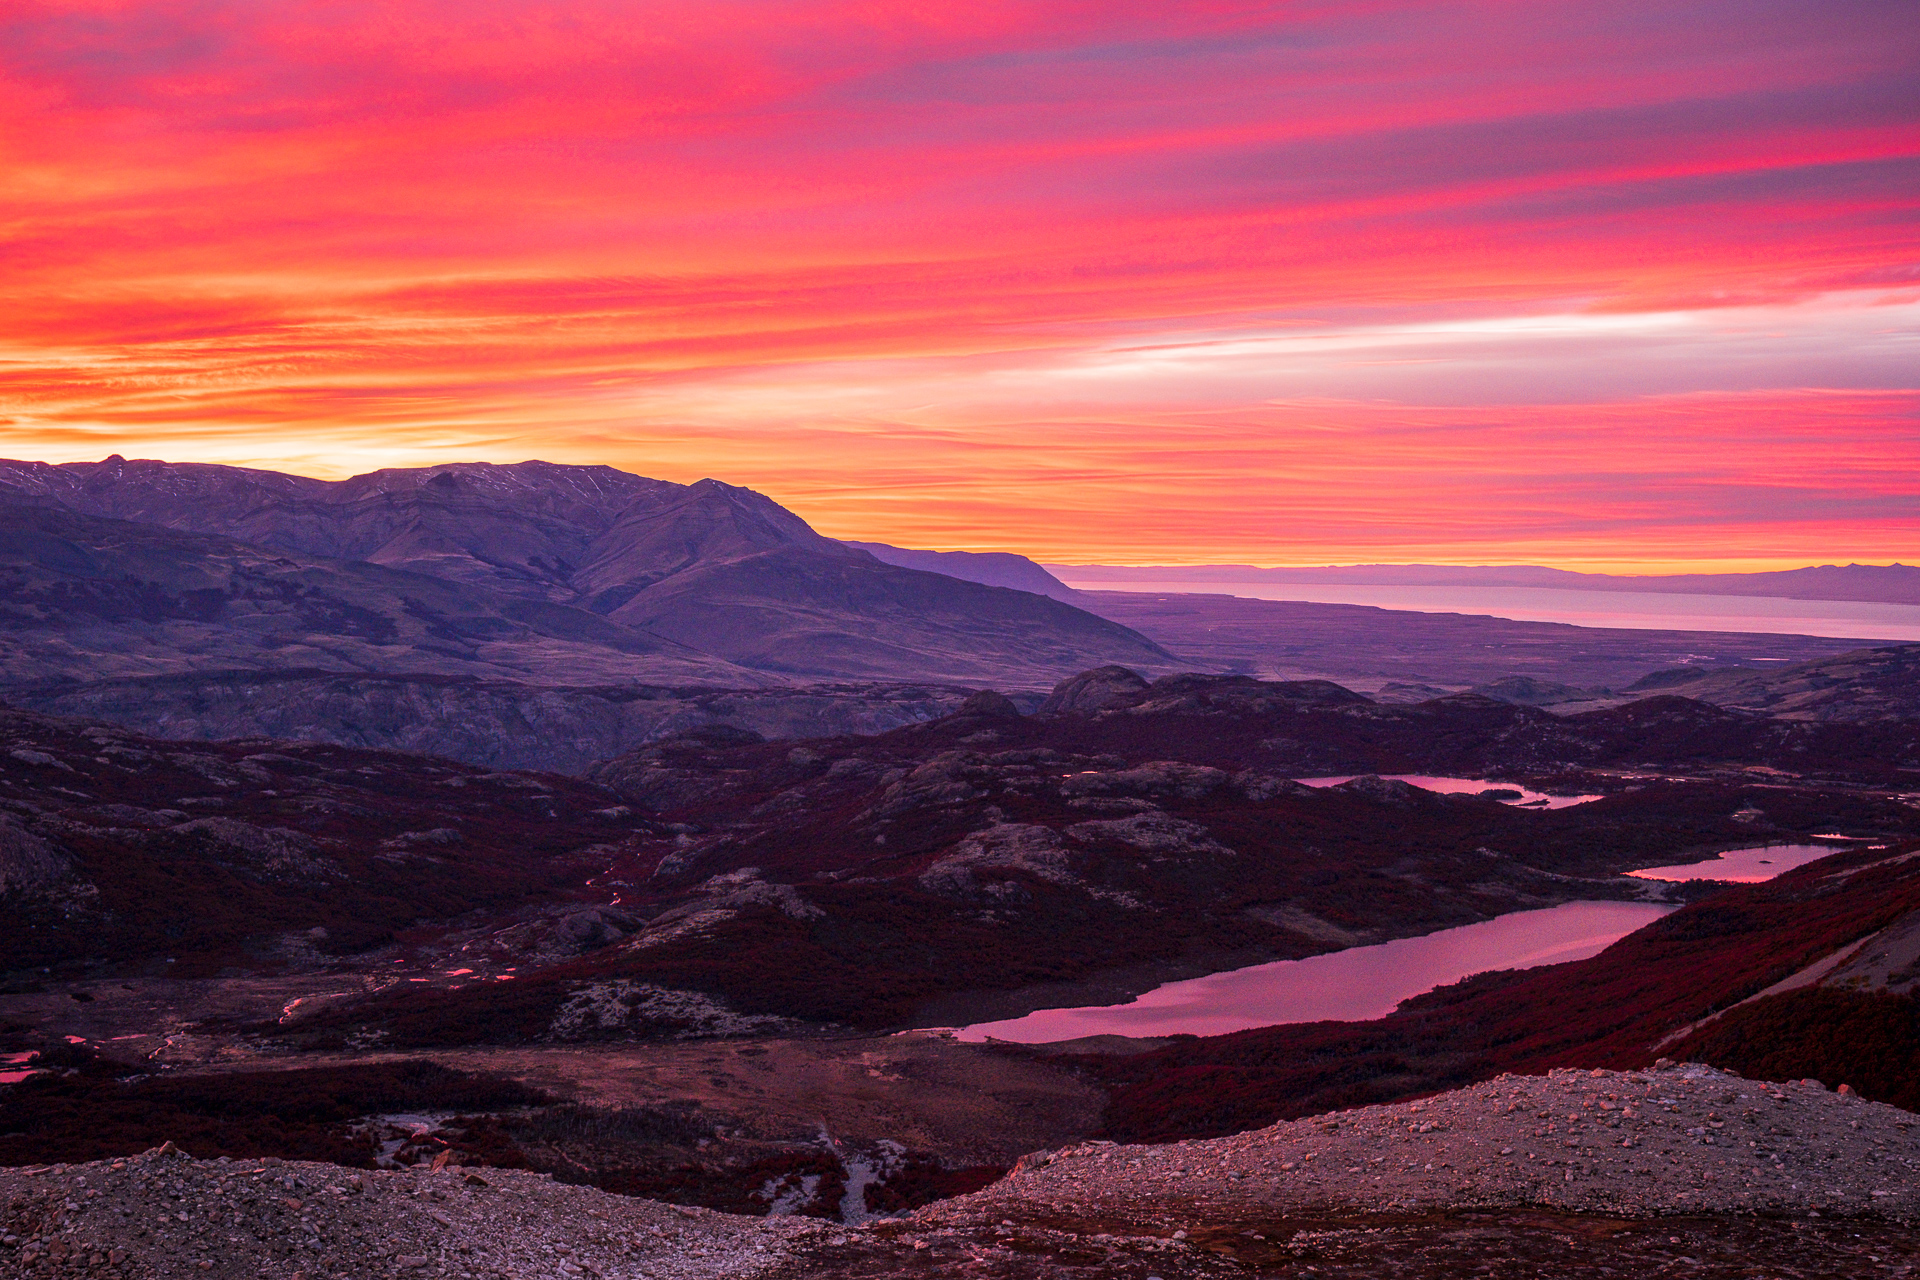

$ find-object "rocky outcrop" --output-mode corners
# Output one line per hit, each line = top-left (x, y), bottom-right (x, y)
(1059, 761), (1232, 802)
(0, 812), (68, 896)
(919, 824), (1076, 900)
(1037, 666), (1150, 715)
(548, 979), (795, 1040)
(157, 817), (338, 884)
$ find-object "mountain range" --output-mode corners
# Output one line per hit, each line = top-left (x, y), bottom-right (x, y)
(0, 455), (1170, 697)
(1051, 560), (1920, 603)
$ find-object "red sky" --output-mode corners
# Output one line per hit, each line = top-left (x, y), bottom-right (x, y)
(3, 0), (1917, 569)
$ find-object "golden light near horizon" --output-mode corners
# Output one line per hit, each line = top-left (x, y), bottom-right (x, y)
(3, 0), (1917, 569)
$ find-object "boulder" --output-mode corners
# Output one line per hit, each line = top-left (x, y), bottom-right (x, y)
(954, 690), (1023, 719)
(0, 814), (69, 895)
(1038, 666), (1150, 715)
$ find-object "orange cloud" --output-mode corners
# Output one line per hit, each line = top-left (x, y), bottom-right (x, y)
(2, 0), (1916, 569)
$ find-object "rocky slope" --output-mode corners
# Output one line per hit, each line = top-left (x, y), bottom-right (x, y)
(941, 1062), (1920, 1227)
(0, 499), (759, 688)
(6, 673), (989, 774)
(0, 704), (654, 975)
(8, 1065), (1917, 1280)
(0, 1144), (824, 1280)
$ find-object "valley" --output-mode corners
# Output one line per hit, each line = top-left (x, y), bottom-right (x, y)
(4, 460), (1920, 1278)
(5, 656), (1920, 1270)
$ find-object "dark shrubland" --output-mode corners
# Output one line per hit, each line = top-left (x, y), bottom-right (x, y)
(1666, 988), (1920, 1112)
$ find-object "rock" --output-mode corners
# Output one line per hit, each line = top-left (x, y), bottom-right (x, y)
(954, 690), (1023, 719)
(159, 817), (339, 884)
(0, 813), (70, 896)
(1038, 666), (1151, 716)
(1059, 761), (1230, 802)
(1333, 774), (1442, 806)
(920, 824), (1073, 899)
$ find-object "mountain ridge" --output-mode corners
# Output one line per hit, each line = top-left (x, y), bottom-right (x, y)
(0, 457), (1175, 695)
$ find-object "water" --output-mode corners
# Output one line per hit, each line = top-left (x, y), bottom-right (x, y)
(1295, 774), (1602, 809)
(955, 900), (1674, 1043)
(1626, 843), (1844, 883)
(1057, 579), (1920, 641)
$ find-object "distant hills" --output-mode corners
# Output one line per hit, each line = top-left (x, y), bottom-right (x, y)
(6, 456), (1913, 769)
(1051, 560), (1920, 604)
(1627, 645), (1920, 721)
(0, 458), (1177, 765)
(0, 456), (1171, 691)
(843, 540), (1082, 602)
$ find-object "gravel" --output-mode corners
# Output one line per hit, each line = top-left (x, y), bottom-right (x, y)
(925, 1061), (1920, 1228)
(0, 1144), (825, 1280)
(6, 1063), (1914, 1280)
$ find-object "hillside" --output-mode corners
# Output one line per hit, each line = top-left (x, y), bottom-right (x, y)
(238, 671), (1920, 1044)
(844, 541), (1083, 602)
(0, 457), (1173, 692)
(5, 672), (985, 774)
(5, 670), (1920, 1276)
(1079, 842), (1920, 1142)
(1628, 643), (1920, 720)
(0, 499), (761, 688)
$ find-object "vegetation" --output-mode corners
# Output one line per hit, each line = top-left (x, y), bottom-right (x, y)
(1668, 988), (1920, 1112)
(0, 1046), (549, 1166)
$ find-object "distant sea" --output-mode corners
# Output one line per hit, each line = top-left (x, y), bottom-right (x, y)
(1053, 580), (1920, 642)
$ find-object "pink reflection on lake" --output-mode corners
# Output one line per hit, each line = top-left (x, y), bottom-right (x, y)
(956, 901), (1673, 1043)
(1294, 775), (1602, 809)
(1626, 843), (1842, 883)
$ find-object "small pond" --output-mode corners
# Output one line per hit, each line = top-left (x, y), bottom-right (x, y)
(0, 1051), (40, 1085)
(1626, 843), (1848, 883)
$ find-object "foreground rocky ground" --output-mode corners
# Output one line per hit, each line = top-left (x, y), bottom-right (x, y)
(7, 1062), (1915, 1279)
(0, 1145), (823, 1280)
(935, 1062), (1920, 1226)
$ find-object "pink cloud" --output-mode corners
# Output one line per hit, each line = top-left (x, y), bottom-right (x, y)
(1, 0), (1915, 566)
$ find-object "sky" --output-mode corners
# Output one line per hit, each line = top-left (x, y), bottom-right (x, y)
(2, 0), (1917, 570)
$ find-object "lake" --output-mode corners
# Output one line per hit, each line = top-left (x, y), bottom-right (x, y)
(1294, 774), (1603, 809)
(1055, 579), (1920, 641)
(1626, 843), (1846, 883)
(955, 900), (1674, 1043)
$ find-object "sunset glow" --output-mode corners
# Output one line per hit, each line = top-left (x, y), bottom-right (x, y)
(4, 0), (1917, 567)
